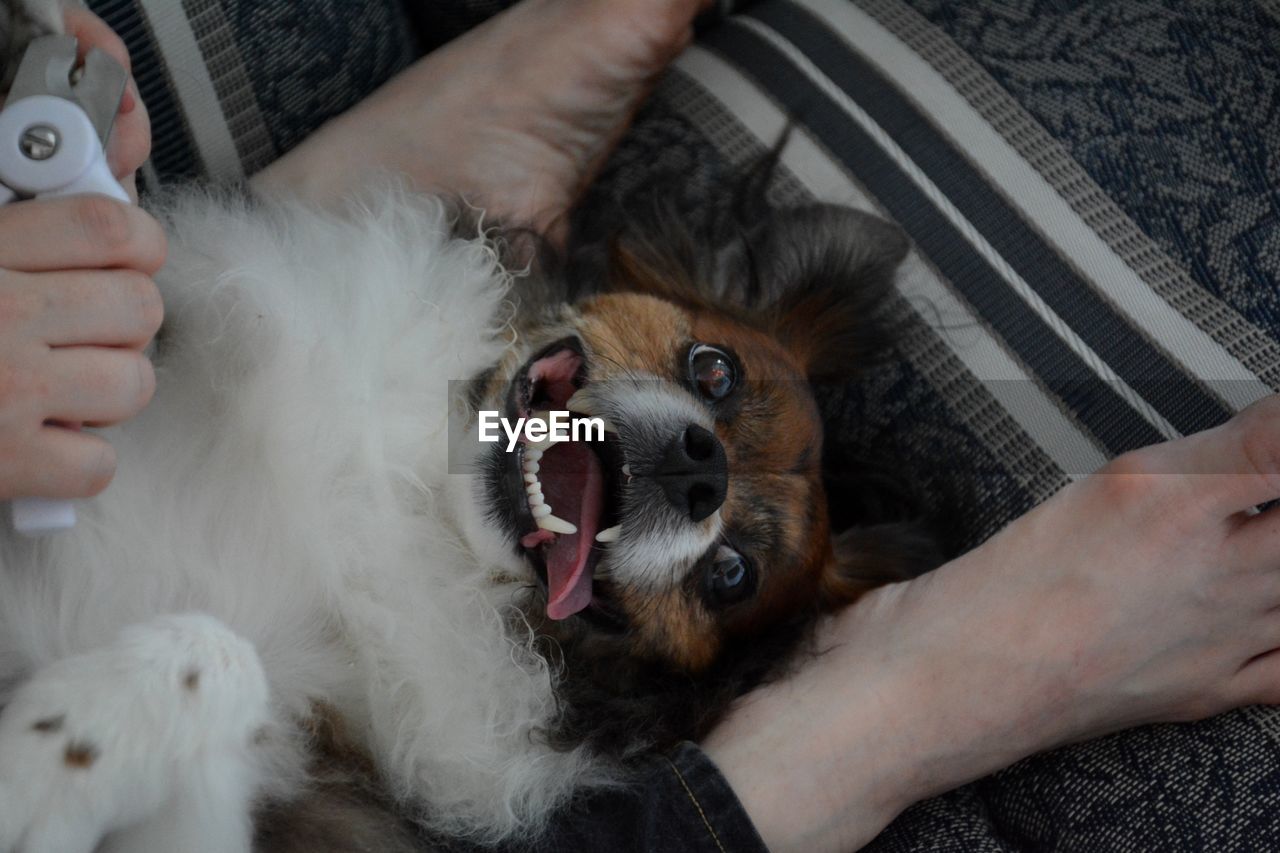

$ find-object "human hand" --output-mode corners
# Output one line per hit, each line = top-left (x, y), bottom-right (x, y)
(0, 195), (165, 500)
(704, 395), (1280, 853)
(61, 6), (150, 201)
(0, 6), (150, 200)
(0, 7), (160, 502)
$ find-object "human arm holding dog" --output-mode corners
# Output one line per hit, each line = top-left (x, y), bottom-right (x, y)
(0, 6), (163, 501)
(706, 396), (1280, 852)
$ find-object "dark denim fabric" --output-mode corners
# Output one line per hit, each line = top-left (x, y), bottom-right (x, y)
(528, 742), (770, 853)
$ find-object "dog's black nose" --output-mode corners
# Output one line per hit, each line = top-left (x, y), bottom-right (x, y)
(653, 424), (728, 523)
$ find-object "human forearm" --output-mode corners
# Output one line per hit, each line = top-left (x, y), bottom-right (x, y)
(706, 399), (1280, 851)
(702, 576), (1065, 853)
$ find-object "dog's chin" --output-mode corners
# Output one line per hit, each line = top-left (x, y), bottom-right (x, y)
(487, 338), (628, 634)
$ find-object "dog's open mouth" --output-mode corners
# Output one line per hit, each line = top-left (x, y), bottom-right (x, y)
(500, 338), (626, 629)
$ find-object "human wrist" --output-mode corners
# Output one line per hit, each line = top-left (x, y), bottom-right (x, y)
(703, 565), (1081, 853)
(876, 556), (1087, 790)
(701, 584), (937, 852)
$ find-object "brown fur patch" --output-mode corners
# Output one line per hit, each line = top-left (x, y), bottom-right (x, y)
(575, 293), (690, 379)
(611, 581), (720, 672)
(64, 741), (98, 769)
(255, 704), (426, 853)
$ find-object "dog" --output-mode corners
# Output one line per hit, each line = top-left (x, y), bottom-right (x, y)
(0, 8), (939, 853)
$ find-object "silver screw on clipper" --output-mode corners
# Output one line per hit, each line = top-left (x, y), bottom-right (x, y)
(19, 124), (59, 160)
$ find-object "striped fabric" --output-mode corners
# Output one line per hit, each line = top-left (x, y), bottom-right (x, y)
(80, 0), (1280, 848)
(611, 2), (1280, 849)
(88, 0), (419, 184)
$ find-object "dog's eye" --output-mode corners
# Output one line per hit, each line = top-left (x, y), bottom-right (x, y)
(689, 344), (737, 402)
(704, 545), (756, 609)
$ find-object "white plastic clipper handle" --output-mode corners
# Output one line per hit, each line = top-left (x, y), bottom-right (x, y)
(0, 94), (130, 535)
(0, 95), (127, 202)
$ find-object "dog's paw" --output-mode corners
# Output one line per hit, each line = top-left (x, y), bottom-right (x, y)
(0, 613), (269, 853)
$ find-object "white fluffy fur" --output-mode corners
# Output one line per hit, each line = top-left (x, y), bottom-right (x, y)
(0, 188), (605, 852)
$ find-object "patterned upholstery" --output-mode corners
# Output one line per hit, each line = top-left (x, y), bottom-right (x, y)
(81, 0), (1280, 848)
(90, 0), (419, 181)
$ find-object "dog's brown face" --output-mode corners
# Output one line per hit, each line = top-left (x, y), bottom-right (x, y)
(474, 203), (934, 674)
(564, 292), (837, 670)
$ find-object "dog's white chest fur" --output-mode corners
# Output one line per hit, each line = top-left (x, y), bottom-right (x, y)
(0, 190), (595, 852)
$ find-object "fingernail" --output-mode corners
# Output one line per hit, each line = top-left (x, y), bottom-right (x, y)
(120, 81), (137, 114)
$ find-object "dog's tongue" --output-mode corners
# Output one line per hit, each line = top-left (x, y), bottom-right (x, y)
(538, 441), (602, 620)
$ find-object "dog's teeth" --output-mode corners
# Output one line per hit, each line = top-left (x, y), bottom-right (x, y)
(523, 460), (540, 475)
(528, 491), (544, 507)
(537, 514), (577, 535)
(520, 411), (557, 452)
(595, 525), (621, 543)
(531, 503), (552, 519)
(526, 482), (542, 497)
(523, 472), (538, 484)
(526, 434), (557, 453)
(621, 463), (632, 478)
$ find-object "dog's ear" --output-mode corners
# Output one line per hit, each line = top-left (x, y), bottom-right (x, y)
(718, 204), (910, 382)
(818, 521), (941, 607)
(585, 202), (910, 381)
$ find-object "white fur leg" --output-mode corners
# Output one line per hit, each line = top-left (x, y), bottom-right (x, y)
(99, 750), (261, 853)
(0, 613), (269, 853)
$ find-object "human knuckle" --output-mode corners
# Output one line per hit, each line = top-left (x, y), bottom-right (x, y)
(83, 356), (133, 405)
(134, 355), (156, 408)
(0, 449), (31, 495)
(1235, 398), (1280, 489)
(75, 196), (133, 252)
(83, 442), (117, 496)
(0, 283), (36, 329)
(123, 272), (165, 335)
(135, 216), (168, 273)
(0, 361), (41, 408)
(1096, 452), (1163, 505)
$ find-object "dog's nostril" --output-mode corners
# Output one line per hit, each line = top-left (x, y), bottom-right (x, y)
(653, 425), (728, 523)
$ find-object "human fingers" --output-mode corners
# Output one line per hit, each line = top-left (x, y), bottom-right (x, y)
(1124, 396), (1280, 518)
(105, 85), (150, 192)
(64, 7), (131, 73)
(41, 347), (156, 427)
(1226, 643), (1280, 708)
(0, 196), (166, 273)
(3, 269), (165, 349)
(1224, 500), (1280, 576)
(63, 9), (151, 190)
(0, 425), (116, 499)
